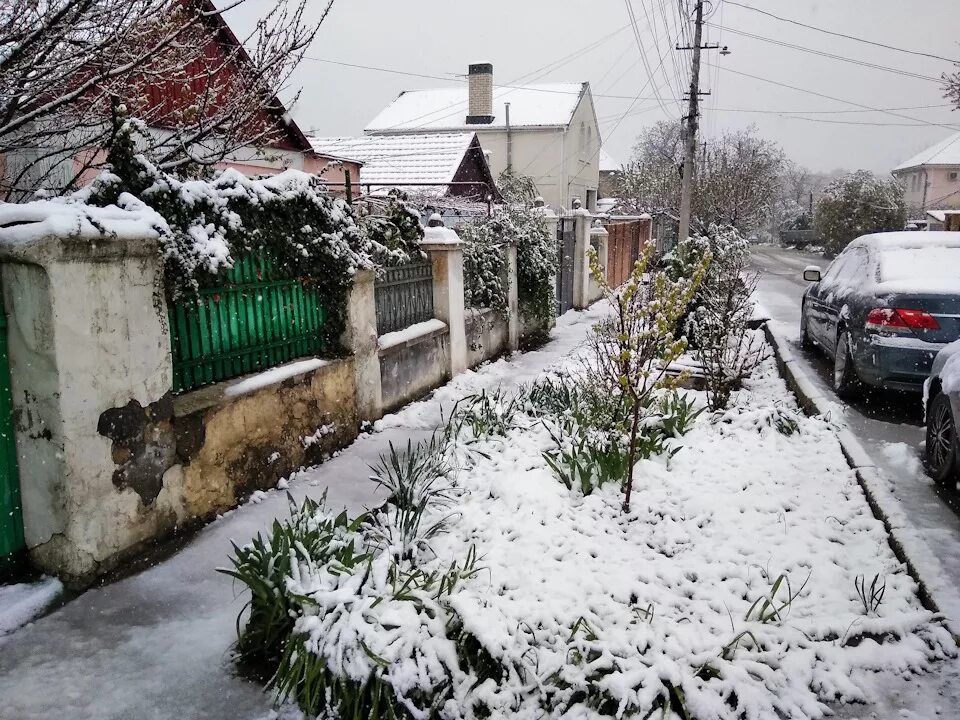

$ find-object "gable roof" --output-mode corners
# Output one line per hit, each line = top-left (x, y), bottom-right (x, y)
(308, 132), (493, 195)
(192, 0), (314, 154)
(364, 83), (588, 133)
(893, 131), (960, 173)
(599, 148), (620, 173)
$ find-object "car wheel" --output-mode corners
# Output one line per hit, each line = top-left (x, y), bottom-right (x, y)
(833, 330), (861, 398)
(925, 392), (958, 486)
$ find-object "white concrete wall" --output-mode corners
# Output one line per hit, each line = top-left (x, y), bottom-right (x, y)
(462, 89), (600, 212)
(0, 236), (175, 580)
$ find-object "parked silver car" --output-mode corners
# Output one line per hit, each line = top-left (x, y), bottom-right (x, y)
(925, 340), (960, 485)
(801, 232), (960, 397)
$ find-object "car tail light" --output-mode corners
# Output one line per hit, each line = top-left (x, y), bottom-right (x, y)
(865, 307), (940, 333)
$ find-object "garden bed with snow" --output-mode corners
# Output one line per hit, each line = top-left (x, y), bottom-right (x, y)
(226, 336), (953, 720)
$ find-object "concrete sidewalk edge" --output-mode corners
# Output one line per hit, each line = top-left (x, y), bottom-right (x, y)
(761, 321), (960, 637)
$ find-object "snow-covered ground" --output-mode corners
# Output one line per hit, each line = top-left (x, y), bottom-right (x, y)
(0, 297), (954, 719)
(288, 341), (953, 719)
(0, 576), (62, 635)
(0, 305), (608, 720)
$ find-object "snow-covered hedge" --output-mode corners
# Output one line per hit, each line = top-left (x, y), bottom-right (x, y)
(458, 205), (557, 321)
(71, 120), (412, 348)
(224, 336), (953, 720)
(813, 171), (906, 256)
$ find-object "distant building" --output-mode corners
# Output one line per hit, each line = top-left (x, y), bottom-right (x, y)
(364, 63), (600, 212)
(598, 148), (620, 200)
(892, 132), (960, 212)
(309, 132), (499, 200)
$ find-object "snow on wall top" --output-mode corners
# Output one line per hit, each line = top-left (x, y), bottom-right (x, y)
(893, 131), (960, 172)
(309, 133), (477, 193)
(598, 148), (620, 173)
(364, 83), (587, 132)
(0, 195), (162, 245)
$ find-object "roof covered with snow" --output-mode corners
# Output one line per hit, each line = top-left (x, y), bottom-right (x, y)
(893, 131), (960, 172)
(364, 83), (588, 133)
(598, 148), (620, 173)
(309, 133), (485, 194)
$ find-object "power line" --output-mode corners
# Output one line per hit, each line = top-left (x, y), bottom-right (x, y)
(718, 65), (960, 132)
(710, 24), (945, 83)
(723, 1), (960, 64)
(623, 0), (676, 117)
(597, 101), (953, 123)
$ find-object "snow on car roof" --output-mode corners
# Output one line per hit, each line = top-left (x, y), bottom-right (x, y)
(365, 83), (587, 132)
(853, 231), (960, 250)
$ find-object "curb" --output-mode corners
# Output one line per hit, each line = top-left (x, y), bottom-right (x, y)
(762, 321), (960, 633)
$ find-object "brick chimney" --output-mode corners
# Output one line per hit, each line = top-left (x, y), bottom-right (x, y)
(466, 63), (494, 125)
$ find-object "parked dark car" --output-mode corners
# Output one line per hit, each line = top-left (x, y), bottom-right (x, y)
(800, 232), (960, 397)
(925, 341), (960, 485)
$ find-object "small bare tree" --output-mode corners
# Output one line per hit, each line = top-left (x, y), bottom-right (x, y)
(0, 0), (329, 200)
(588, 243), (708, 513)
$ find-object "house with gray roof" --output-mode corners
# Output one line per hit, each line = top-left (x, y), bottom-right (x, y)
(309, 132), (499, 200)
(363, 63), (600, 212)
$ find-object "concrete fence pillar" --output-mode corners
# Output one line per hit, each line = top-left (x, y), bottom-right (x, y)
(420, 227), (467, 376)
(341, 268), (382, 421)
(0, 225), (172, 583)
(573, 209), (593, 309)
(589, 224), (609, 303)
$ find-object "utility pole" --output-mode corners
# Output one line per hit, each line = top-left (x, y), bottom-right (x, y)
(677, 0), (718, 243)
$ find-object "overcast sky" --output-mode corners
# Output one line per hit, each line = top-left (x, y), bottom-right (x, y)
(230, 0), (960, 174)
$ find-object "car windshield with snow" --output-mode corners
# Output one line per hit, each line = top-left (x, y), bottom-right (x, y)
(800, 232), (960, 396)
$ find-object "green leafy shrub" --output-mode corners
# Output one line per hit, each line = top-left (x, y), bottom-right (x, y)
(219, 493), (368, 669)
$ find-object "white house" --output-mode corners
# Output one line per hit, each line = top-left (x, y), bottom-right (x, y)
(892, 131), (960, 213)
(364, 63), (601, 212)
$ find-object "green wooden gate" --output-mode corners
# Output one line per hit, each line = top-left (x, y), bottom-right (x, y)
(0, 279), (24, 575)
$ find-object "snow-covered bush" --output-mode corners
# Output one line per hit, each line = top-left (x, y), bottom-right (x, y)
(80, 120), (387, 346)
(685, 227), (768, 410)
(814, 170), (906, 256)
(457, 204), (558, 322)
(459, 218), (508, 313)
(357, 190), (425, 267)
(587, 243), (708, 512)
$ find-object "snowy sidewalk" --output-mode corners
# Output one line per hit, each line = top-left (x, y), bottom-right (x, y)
(0, 305), (608, 720)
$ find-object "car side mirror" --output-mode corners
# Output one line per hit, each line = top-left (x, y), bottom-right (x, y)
(803, 266), (821, 282)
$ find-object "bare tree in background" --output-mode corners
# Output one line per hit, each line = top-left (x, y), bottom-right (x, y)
(615, 122), (784, 236)
(0, 0), (331, 200)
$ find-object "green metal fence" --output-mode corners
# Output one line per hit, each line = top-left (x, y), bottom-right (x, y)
(0, 277), (25, 575)
(169, 250), (326, 393)
(375, 261), (434, 335)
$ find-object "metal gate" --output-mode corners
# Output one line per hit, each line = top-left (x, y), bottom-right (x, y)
(555, 217), (576, 315)
(0, 281), (23, 576)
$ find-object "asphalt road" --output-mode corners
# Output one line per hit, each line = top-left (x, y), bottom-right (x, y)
(750, 244), (960, 575)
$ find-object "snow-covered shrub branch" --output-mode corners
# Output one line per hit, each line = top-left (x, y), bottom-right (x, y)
(587, 242), (709, 512)
(458, 204), (558, 322)
(685, 226), (769, 410)
(81, 120), (379, 347)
